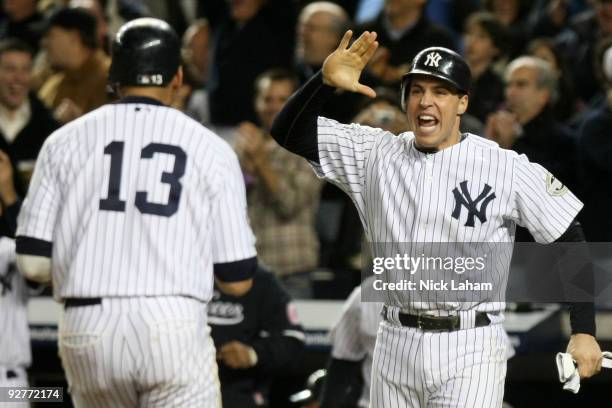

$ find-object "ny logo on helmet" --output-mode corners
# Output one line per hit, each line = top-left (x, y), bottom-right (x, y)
(451, 181), (496, 227)
(424, 52), (442, 68)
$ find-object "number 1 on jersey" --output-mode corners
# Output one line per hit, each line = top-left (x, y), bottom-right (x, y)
(99, 141), (126, 212)
(99, 141), (187, 217)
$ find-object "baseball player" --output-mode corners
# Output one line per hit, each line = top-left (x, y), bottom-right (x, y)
(270, 31), (602, 407)
(15, 18), (256, 407)
(320, 276), (516, 408)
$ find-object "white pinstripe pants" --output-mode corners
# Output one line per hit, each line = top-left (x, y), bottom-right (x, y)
(370, 320), (507, 408)
(58, 297), (220, 408)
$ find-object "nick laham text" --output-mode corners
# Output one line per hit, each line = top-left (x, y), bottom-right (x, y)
(373, 279), (493, 291)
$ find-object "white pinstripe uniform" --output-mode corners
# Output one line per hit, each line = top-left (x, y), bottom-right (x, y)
(312, 118), (582, 407)
(0, 237), (29, 408)
(330, 277), (516, 408)
(16, 102), (256, 407)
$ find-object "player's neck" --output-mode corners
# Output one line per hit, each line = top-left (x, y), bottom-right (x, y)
(118, 87), (173, 106)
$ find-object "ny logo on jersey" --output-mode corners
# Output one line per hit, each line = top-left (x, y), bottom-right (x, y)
(424, 52), (442, 67)
(451, 181), (496, 227)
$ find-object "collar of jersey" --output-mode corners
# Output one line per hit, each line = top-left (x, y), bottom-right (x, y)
(408, 133), (469, 158)
(115, 96), (165, 106)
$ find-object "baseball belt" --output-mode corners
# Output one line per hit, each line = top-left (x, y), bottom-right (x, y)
(382, 305), (491, 332)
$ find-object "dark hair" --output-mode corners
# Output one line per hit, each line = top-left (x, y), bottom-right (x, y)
(0, 38), (34, 60)
(465, 12), (509, 58)
(254, 68), (299, 95)
(483, 0), (531, 23)
(526, 37), (565, 70)
(46, 7), (98, 49)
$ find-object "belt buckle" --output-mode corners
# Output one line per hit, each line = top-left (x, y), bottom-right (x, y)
(418, 314), (460, 332)
(416, 314), (424, 330)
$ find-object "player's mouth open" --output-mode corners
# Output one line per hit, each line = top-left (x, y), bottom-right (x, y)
(417, 115), (439, 131)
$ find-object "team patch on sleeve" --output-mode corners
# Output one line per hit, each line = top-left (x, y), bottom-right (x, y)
(546, 173), (568, 196)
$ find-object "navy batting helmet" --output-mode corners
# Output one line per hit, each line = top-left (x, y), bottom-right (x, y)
(109, 18), (180, 87)
(400, 47), (471, 111)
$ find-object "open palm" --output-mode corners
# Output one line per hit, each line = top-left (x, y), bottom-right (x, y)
(322, 30), (379, 98)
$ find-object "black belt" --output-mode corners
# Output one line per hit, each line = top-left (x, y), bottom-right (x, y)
(383, 306), (491, 332)
(6, 369), (17, 379)
(64, 298), (102, 308)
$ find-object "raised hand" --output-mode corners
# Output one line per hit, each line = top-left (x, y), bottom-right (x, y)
(322, 30), (379, 98)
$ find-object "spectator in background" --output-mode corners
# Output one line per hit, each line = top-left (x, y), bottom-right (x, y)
(69, 0), (111, 53)
(38, 7), (110, 123)
(0, 39), (58, 196)
(296, 1), (365, 123)
(556, 0), (612, 105)
(527, 37), (578, 122)
(296, 2), (349, 82)
(235, 69), (322, 299)
(204, 0), (296, 126)
(462, 12), (508, 123)
(577, 37), (612, 241)
(0, 0), (45, 54)
(529, 0), (574, 38)
(182, 18), (210, 88)
(486, 56), (578, 192)
(209, 264), (305, 408)
(140, 0), (189, 35)
(358, 0), (456, 87)
(483, 0), (532, 58)
(181, 18), (211, 124)
(295, 2), (366, 294)
(353, 90), (409, 135)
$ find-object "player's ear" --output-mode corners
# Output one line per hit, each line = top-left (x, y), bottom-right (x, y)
(170, 66), (183, 90)
(457, 94), (468, 116)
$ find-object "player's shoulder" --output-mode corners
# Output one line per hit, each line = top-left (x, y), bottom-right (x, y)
(41, 106), (105, 149)
(464, 133), (522, 160)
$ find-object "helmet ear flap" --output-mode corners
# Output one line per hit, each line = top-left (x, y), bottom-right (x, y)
(400, 75), (410, 112)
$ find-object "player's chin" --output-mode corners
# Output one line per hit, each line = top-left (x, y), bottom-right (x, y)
(414, 129), (441, 147)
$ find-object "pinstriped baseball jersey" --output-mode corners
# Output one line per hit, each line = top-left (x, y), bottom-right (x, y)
(312, 117), (582, 312)
(0, 237), (30, 369)
(16, 101), (256, 302)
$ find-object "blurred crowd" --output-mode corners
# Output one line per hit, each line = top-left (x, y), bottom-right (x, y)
(1, 0), (612, 406)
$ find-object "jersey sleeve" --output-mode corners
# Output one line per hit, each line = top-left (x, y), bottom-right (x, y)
(16, 137), (62, 255)
(210, 144), (257, 264)
(330, 286), (366, 361)
(510, 154), (583, 243)
(310, 117), (385, 197)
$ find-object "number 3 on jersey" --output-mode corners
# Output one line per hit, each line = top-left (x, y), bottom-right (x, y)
(99, 141), (187, 217)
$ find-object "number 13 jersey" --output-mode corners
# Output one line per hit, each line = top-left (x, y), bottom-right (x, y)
(16, 98), (256, 302)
